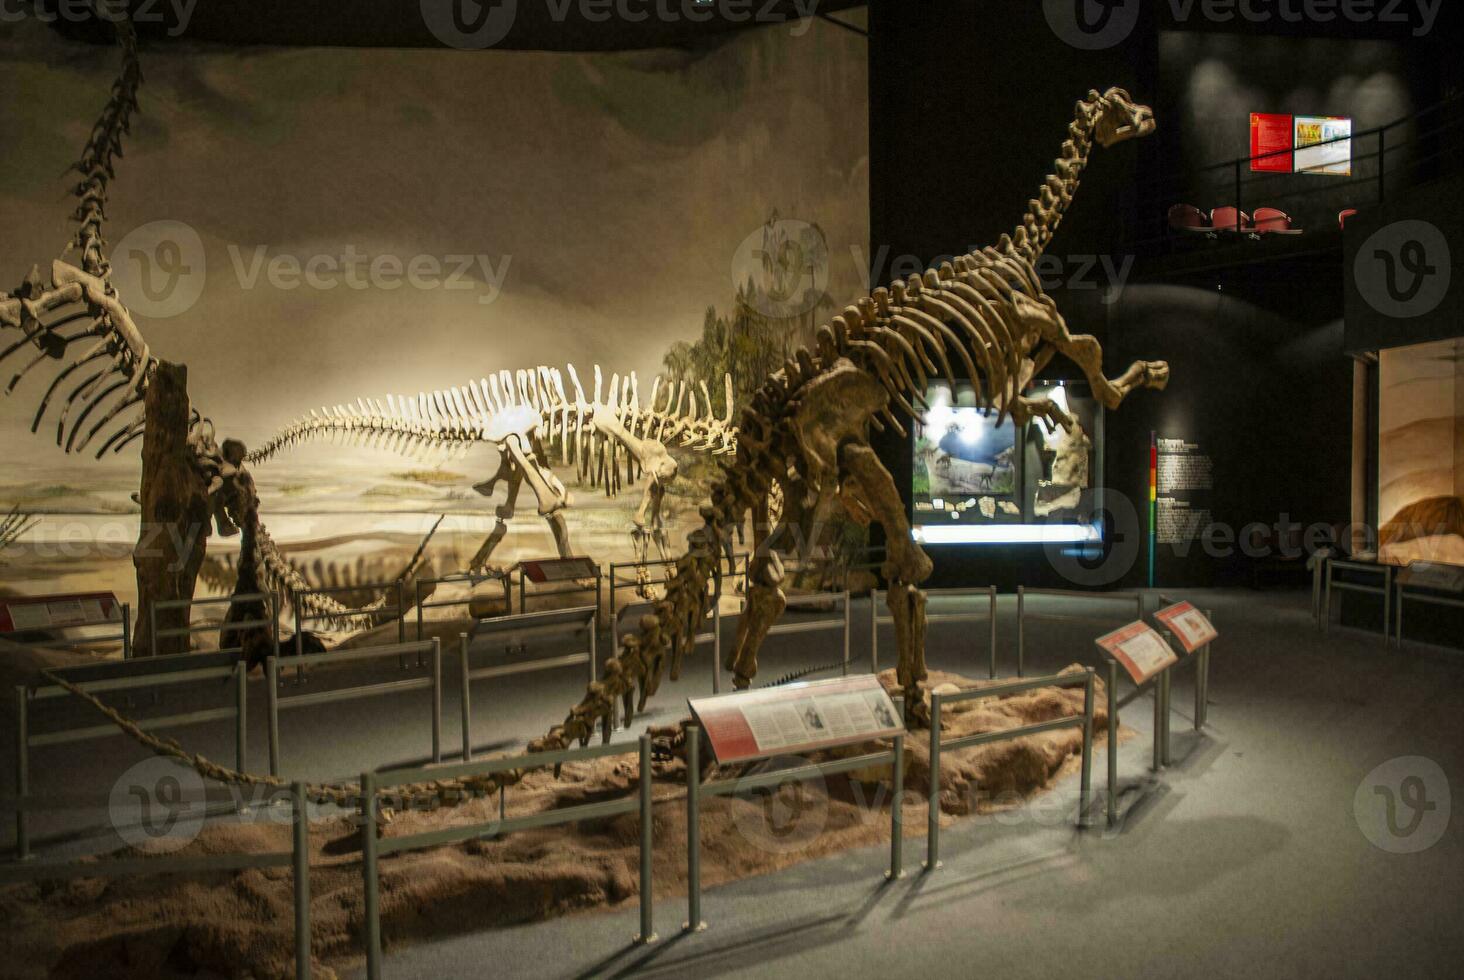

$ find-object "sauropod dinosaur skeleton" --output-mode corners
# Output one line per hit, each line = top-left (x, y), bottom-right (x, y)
(247, 364), (738, 573)
(530, 85), (1168, 748)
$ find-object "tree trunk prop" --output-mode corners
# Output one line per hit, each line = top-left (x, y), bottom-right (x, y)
(131, 361), (209, 656)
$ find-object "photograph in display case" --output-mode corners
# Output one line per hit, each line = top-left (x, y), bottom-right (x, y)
(913, 380), (1104, 544)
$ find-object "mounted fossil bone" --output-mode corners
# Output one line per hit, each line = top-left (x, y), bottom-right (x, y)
(247, 365), (738, 576)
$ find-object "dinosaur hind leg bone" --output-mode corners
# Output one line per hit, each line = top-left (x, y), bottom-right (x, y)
(841, 440), (934, 718)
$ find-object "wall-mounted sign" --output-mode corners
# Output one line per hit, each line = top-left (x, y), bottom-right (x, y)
(1249, 112), (1352, 176)
(1294, 116), (1352, 176)
(1096, 621), (1178, 684)
(688, 673), (904, 764)
(1154, 600), (1218, 653)
(0, 592), (120, 633)
(1250, 113), (1294, 173)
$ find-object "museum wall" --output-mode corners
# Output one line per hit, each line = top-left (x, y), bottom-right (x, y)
(0, 15), (869, 600)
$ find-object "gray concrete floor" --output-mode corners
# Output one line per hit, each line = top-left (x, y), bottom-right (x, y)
(7, 588), (1463, 978)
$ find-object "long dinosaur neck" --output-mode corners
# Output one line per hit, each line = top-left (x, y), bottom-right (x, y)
(1007, 94), (1102, 264)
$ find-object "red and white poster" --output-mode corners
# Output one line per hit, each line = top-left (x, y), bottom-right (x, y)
(1096, 621), (1178, 685)
(1154, 601), (1219, 654)
(1250, 112), (1294, 173)
(688, 674), (904, 764)
(0, 592), (119, 633)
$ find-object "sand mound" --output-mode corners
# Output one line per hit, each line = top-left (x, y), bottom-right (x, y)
(0, 666), (1115, 979)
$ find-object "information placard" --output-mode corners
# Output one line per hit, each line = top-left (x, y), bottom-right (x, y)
(1154, 601), (1218, 654)
(1250, 112), (1294, 173)
(518, 556), (599, 583)
(1397, 561), (1464, 594)
(688, 674), (904, 764)
(1096, 621), (1178, 685)
(0, 592), (120, 633)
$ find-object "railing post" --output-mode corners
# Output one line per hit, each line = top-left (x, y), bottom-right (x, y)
(266, 655), (281, 778)
(1107, 660), (1119, 828)
(1377, 127), (1387, 202)
(1080, 669), (1094, 828)
(1016, 586), (1026, 677)
(293, 595), (305, 683)
(270, 595), (281, 661)
(121, 602), (132, 660)
(636, 733), (656, 944)
(887, 733), (904, 880)
(15, 686), (28, 860)
(1151, 672), (1164, 772)
(1161, 667), (1173, 767)
(459, 633), (472, 763)
(1233, 158), (1243, 228)
(712, 600), (722, 695)
(924, 692), (942, 870)
(431, 637), (442, 764)
(292, 781), (312, 980)
(988, 586), (998, 679)
(360, 773), (381, 979)
(589, 610), (598, 686)
(842, 590), (851, 675)
(684, 724), (705, 932)
(1322, 558), (1332, 633)
(416, 579), (424, 644)
(235, 662), (248, 775)
(870, 588), (880, 673)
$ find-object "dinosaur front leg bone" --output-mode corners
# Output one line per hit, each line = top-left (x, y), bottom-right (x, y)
(1014, 294), (1169, 410)
(726, 494), (784, 688)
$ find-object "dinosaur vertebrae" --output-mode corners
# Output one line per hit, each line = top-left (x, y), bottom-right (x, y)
(245, 363), (737, 477)
(1008, 90), (1103, 264)
(65, 12), (142, 280)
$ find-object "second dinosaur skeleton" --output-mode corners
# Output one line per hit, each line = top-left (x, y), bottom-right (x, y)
(247, 365), (738, 572)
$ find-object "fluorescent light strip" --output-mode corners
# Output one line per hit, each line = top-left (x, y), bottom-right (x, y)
(912, 524), (1101, 545)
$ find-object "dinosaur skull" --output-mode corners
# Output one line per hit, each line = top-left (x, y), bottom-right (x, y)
(1093, 87), (1155, 147)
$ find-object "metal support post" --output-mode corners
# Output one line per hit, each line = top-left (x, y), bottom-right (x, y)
(925, 692), (943, 870)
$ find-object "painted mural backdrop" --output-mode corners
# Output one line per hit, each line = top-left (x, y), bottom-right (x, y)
(1378, 338), (1464, 564)
(0, 15), (869, 606)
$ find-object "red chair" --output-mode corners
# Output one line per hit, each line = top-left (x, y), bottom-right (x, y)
(1168, 204), (1212, 234)
(1254, 207), (1303, 234)
(1210, 206), (1254, 234)
(1339, 208), (1359, 230)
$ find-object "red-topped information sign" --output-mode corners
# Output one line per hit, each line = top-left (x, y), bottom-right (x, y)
(518, 557), (599, 583)
(0, 592), (120, 633)
(1154, 601), (1218, 654)
(688, 673), (904, 765)
(1096, 621), (1178, 685)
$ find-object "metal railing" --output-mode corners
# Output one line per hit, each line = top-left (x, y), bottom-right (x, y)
(683, 722), (904, 930)
(360, 735), (656, 978)
(924, 670), (1095, 867)
(456, 606), (598, 761)
(413, 570), (512, 642)
(1016, 587), (1145, 677)
(1322, 557), (1393, 646)
(1393, 561), (1464, 649)
(872, 586), (997, 679)
(151, 591), (278, 659)
(0, 781), (315, 979)
(264, 639), (441, 778)
(292, 580), (408, 668)
(14, 652), (246, 858)
(1121, 93), (1464, 253)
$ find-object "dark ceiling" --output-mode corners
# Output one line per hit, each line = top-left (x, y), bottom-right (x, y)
(43, 0), (868, 50)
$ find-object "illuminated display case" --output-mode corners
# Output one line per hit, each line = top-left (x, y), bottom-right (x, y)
(911, 380), (1104, 544)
